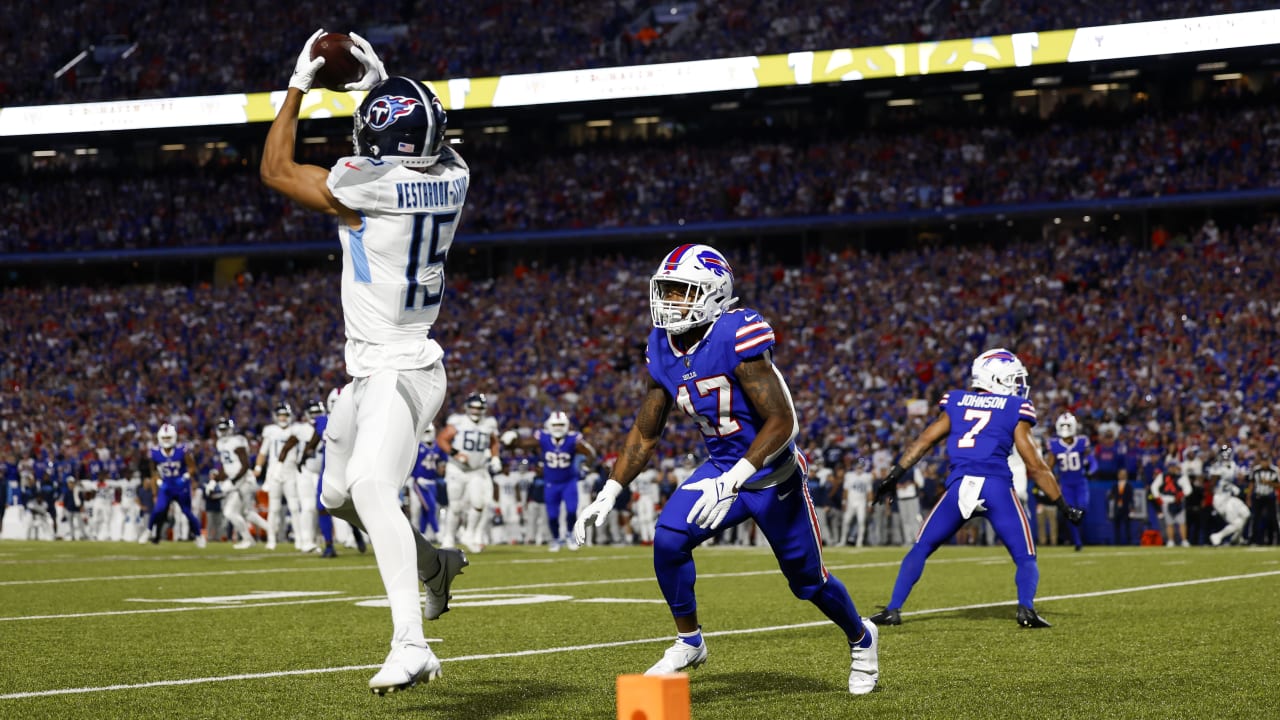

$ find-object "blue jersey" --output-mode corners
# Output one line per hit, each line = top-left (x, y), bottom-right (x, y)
(414, 443), (446, 481)
(939, 390), (1037, 488)
(645, 307), (797, 488)
(537, 431), (584, 485)
(1048, 436), (1092, 486)
(150, 446), (189, 490)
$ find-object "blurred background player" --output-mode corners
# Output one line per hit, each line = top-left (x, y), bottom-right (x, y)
(490, 456), (524, 545)
(410, 423), (446, 543)
(216, 418), (269, 549)
(869, 349), (1083, 629)
(255, 402), (297, 550)
(277, 402), (316, 552)
(841, 457), (873, 547)
(143, 424), (205, 547)
(504, 411), (597, 551)
(1047, 412), (1094, 551)
(1207, 446), (1250, 546)
(629, 462), (661, 546)
(575, 244), (879, 695)
(306, 388), (364, 558)
(288, 401), (327, 553)
(262, 32), (470, 694)
(438, 392), (501, 554)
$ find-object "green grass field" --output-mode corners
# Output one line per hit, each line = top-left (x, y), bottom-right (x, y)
(1, 540), (1277, 719)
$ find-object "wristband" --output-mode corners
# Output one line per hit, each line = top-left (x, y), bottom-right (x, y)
(598, 479), (625, 503)
(723, 458), (758, 491)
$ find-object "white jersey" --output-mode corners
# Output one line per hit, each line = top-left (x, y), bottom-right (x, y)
(633, 469), (662, 505)
(326, 148), (470, 377)
(494, 472), (521, 503)
(300, 423), (323, 474)
(843, 469), (873, 504)
(283, 421), (312, 467)
(259, 424), (291, 471)
(446, 414), (499, 472)
(216, 434), (251, 481)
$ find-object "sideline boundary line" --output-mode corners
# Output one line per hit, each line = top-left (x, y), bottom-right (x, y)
(3, 569), (1277, 700)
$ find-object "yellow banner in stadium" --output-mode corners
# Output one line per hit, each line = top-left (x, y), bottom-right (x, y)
(1, 10), (1276, 135)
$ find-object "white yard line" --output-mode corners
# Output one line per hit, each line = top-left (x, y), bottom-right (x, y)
(2, 568), (1277, 700)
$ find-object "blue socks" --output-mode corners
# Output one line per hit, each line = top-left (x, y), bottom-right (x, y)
(677, 627), (703, 648)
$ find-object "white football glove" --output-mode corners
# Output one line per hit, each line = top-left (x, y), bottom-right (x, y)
(684, 459), (757, 530)
(500, 430), (519, 446)
(289, 28), (327, 92)
(344, 32), (388, 91)
(488, 455), (503, 474)
(574, 479), (624, 544)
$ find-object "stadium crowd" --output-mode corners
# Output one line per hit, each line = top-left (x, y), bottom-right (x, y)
(3, 0), (1273, 105)
(3, 90), (1278, 254)
(2, 214), (1278, 547)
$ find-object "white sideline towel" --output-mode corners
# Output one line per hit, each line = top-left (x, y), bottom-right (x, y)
(958, 475), (987, 519)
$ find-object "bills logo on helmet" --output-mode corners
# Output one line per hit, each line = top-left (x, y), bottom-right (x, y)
(661, 244), (732, 276)
(983, 350), (1018, 365)
(366, 95), (421, 131)
(697, 249), (731, 276)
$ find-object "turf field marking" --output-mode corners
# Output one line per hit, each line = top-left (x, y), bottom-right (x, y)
(2, 568), (1278, 700)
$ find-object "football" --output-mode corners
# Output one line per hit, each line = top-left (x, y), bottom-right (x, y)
(309, 32), (362, 91)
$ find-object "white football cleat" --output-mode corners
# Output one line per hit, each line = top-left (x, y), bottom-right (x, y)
(422, 548), (469, 621)
(195, 535), (207, 548)
(548, 540), (562, 552)
(645, 638), (708, 675)
(848, 619), (879, 695)
(233, 539), (254, 550)
(566, 536), (580, 551)
(368, 642), (441, 696)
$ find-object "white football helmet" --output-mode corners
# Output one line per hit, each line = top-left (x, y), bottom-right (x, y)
(422, 423), (436, 446)
(1055, 412), (1078, 439)
(326, 387), (341, 414)
(274, 402), (294, 428)
(650, 244), (737, 334)
(971, 348), (1030, 397)
(545, 411), (570, 439)
(157, 424), (178, 449)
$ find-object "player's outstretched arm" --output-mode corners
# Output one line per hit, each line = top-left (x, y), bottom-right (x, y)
(261, 31), (359, 222)
(874, 413), (949, 504)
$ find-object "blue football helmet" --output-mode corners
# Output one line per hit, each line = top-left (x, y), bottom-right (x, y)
(354, 76), (447, 168)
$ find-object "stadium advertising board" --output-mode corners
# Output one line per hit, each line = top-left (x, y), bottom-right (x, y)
(1, 10), (1276, 136)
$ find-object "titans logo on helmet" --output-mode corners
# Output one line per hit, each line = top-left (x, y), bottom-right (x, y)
(366, 95), (421, 131)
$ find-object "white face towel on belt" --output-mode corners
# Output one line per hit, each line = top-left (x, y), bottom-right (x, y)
(958, 476), (987, 519)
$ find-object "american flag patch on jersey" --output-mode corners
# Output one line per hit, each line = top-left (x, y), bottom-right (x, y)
(398, 142), (416, 152)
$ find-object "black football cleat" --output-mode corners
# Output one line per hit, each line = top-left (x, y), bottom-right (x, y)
(868, 607), (901, 626)
(1016, 606), (1052, 628)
